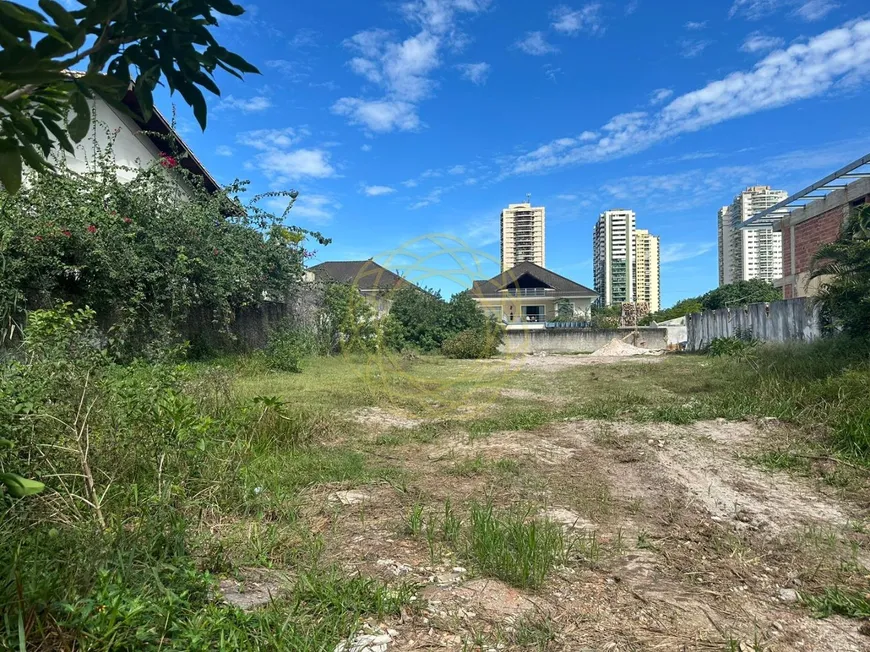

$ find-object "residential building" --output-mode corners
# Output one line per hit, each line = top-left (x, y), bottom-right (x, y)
(736, 154), (870, 299)
(634, 229), (661, 313)
(471, 262), (597, 329)
(500, 202), (545, 271)
(60, 88), (220, 198)
(718, 186), (788, 286)
(308, 260), (410, 316)
(592, 209), (636, 306)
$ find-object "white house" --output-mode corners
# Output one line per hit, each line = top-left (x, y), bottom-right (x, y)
(59, 87), (220, 196)
(471, 262), (598, 330)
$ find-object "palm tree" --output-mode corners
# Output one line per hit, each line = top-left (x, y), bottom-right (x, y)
(810, 204), (870, 336)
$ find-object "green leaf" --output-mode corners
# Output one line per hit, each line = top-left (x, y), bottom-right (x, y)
(38, 0), (77, 32)
(68, 90), (90, 142)
(0, 438), (13, 449)
(0, 472), (45, 498)
(210, 0), (245, 16)
(0, 139), (22, 193)
(175, 80), (207, 130)
(214, 47), (260, 75)
(134, 66), (159, 120)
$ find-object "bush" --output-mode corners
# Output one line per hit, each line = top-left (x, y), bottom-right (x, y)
(709, 331), (758, 358)
(265, 327), (314, 373)
(0, 133), (326, 358)
(442, 320), (504, 359)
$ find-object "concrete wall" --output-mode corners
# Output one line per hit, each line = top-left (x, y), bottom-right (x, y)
(501, 327), (668, 354)
(686, 297), (821, 351)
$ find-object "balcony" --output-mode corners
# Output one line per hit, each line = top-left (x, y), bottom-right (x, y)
(499, 288), (555, 297)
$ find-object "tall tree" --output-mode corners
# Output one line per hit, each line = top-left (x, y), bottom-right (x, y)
(0, 0), (259, 192)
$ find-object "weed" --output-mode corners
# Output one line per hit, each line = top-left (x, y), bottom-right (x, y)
(465, 502), (565, 589)
(802, 587), (870, 618)
(751, 451), (812, 473)
(506, 613), (557, 649)
(442, 499), (462, 545)
(407, 504), (425, 537)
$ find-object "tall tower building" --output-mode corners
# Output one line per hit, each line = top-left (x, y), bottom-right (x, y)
(500, 202), (546, 271)
(718, 186), (788, 286)
(593, 209), (636, 306)
(634, 229), (661, 313)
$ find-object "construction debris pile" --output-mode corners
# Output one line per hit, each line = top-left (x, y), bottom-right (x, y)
(590, 337), (662, 357)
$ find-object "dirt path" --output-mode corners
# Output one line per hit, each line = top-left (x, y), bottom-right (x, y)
(315, 362), (869, 651)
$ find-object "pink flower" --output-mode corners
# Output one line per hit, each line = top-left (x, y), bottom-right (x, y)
(123, 217), (132, 224)
(213, 248), (219, 255)
(34, 236), (43, 242)
(61, 230), (71, 237)
(159, 153), (178, 169)
(87, 224), (97, 233)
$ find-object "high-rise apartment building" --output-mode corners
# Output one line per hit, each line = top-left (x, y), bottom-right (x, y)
(593, 209), (636, 306)
(718, 186), (788, 286)
(500, 202), (545, 271)
(634, 229), (661, 313)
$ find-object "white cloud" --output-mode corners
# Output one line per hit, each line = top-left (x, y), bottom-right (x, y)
(740, 32), (785, 52)
(410, 187), (444, 209)
(464, 216), (500, 246)
(543, 64), (562, 82)
(625, 0), (639, 14)
(254, 149), (335, 180)
(650, 88), (673, 105)
(508, 19), (870, 176)
(237, 127), (306, 151)
(402, 179), (419, 188)
(660, 242), (716, 264)
(680, 39), (711, 58)
(363, 185), (397, 196)
(236, 127), (335, 181)
(457, 62), (491, 84)
(215, 145), (234, 156)
(332, 98), (421, 132)
(730, 0), (839, 21)
(448, 165), (466, 175)
(216, 95), (272, 113)
(685, 21), (707, 30)
(729, 0), (784, 19)
(557, 193), (579, 200)
(334, 1), (490, 133)
(289, 28), (320, 48)
(514, 31), (559, 55)
(361, 144), (372, 152)
(550, 4), (604, 36)
(291, 194), (341, 224)
(265, 59), (310, 82)
(795, 0), (838, 21)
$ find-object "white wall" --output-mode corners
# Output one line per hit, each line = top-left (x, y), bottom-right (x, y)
(60, 97), (193, 197)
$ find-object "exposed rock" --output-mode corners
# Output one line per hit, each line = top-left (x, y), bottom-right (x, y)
(778, 588), (799, 603)
(329, 490), (372, 505)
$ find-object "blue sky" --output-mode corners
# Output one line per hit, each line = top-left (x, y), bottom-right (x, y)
(163, 0), (870, 306)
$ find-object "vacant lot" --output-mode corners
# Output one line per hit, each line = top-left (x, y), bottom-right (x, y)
(220, 349), (869, 651)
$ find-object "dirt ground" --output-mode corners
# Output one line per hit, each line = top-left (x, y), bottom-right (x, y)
(306, 355), (870, 651)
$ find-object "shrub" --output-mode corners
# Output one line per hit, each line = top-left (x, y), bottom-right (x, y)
(709, 329), (758, 358)
(265, 327), (314, 373)
(442, 320), (504, 359)
(0, 134), (326, 358)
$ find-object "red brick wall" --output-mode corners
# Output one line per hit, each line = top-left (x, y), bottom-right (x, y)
(782, 227), (791, 277)
(783, 284), (793, 299)
(792, 206), (846, 275)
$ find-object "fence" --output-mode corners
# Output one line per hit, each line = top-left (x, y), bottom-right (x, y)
(686, 297), (821, 351)
(502, 327), (668, 354)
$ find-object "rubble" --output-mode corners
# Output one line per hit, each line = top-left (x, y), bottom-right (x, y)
(590, 337), (662, 357)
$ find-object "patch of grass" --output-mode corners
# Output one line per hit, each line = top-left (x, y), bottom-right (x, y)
(445, 454), (523, 478)
(505, 614), (558, 650)
(802, 587), (870, 619)
(751, 450), (813, 473)
(406, 503), (425, 537)
(466, 502), (566, 589)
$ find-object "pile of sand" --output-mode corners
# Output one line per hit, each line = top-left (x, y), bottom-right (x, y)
(590, 337), (658, 357)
